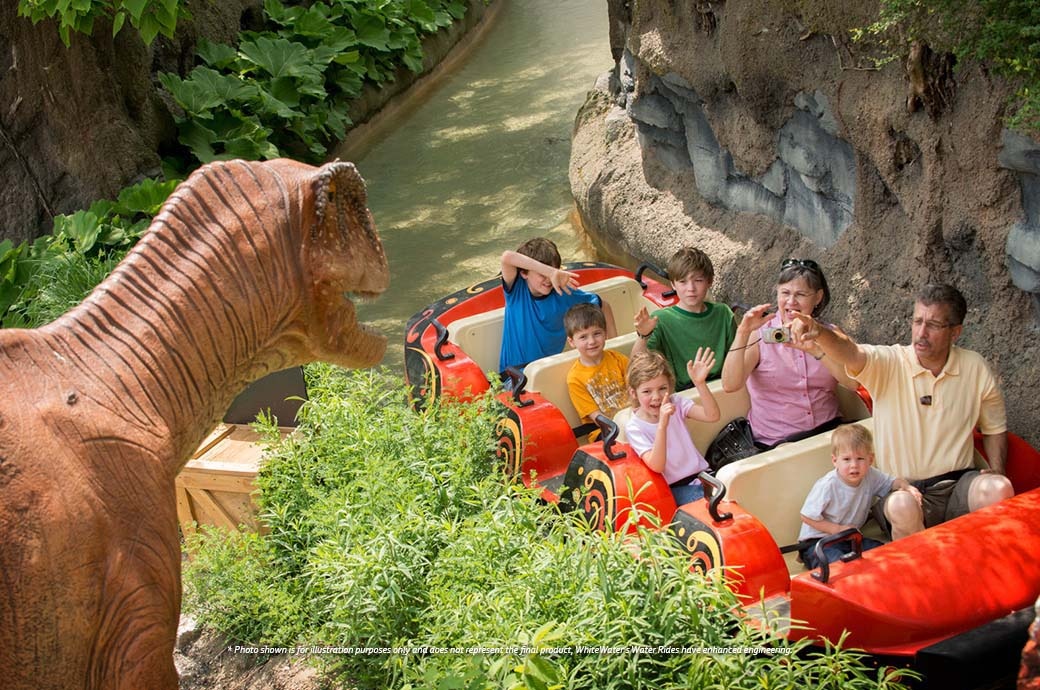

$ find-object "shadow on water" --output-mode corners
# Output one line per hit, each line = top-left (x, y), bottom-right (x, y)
(341, 0), (611, 371)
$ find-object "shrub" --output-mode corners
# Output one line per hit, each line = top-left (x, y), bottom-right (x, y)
(183, 366), (913, 690)
(160, 0), (473, 166)
(858, 0), (1040, 135)
(1, 177), (179, 328)
(17, 0), (185, 46)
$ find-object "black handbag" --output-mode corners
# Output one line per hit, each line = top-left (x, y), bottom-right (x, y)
(705, 417), (759, 471)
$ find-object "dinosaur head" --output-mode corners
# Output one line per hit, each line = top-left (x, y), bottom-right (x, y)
(300, 160), (390, 368)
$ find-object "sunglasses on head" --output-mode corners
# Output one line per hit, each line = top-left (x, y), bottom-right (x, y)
(781, 258), (821, 272)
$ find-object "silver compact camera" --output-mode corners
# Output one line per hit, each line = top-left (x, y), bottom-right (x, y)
(763, 326), (791, 344)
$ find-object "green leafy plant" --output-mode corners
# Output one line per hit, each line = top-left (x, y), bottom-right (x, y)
(17, 0), (186, 46)
(160, 0), (470, 166)
(183, 367), (915, 690)
(858, 0), (1040, 135)
(1, 176), (179, 328)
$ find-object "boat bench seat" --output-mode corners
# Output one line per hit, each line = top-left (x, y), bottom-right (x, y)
(613, 385), (872, 573)
(523, 332), (638, 428)
(448, 275), (659, 376)
(717, 419), (876, 571)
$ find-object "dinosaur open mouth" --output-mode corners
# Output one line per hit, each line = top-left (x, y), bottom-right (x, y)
(323, 289), (387, 368)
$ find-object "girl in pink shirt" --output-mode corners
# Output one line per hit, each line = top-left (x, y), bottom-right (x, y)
(625, 350), (720, 505)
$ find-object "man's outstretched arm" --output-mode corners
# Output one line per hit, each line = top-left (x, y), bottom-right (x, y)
(788, 312), (868, 376)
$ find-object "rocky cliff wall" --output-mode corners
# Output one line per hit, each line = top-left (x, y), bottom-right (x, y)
(571, 0), (1040, 443)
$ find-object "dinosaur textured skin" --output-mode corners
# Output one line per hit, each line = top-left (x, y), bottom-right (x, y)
(0, 158), (389, 689)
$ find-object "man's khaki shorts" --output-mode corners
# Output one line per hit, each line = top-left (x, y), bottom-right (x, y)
(874, 469), (978, 534)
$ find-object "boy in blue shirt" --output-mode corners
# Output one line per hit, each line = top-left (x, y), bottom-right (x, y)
(499, 237), (616, 376)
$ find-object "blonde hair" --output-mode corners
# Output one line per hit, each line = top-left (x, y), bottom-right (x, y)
(626, 351), (674, 407)
(831, 424), (874, 456)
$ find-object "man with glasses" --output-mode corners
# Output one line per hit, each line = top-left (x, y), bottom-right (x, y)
(789, 284), (1013, 538)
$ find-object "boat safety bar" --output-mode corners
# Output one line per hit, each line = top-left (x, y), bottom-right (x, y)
(594, 416), (628, 461)
(811, 528), (863, 583)
(501, 367), (534, 408)
(431, 318), (454, 361)
(635, 263), (676, 299)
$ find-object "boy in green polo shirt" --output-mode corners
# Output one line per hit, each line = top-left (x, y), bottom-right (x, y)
(632, 247), (735, 390)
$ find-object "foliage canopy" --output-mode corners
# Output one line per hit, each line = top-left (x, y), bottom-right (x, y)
(160, 0), (469, 166)
(0, 177), (179, 327)
(17, 0), (185, 46)
(183, 366), (914, 690)
(860, 0), (1040, 134)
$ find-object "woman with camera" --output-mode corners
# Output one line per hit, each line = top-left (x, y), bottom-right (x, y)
(720, 259), (858, 450)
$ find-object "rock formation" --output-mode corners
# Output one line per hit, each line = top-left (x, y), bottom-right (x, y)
(570, 0), (1040, 444)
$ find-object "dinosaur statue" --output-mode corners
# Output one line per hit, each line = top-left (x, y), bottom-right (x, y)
(0, 159), (389, 690)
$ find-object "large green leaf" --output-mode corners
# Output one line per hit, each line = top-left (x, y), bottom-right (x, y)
(222, 134), (280, 160)
(179, 119), (219, 162)
(239, 36), (323, 82)
(187, 67), (258, 106)
(291, 6), (334, 38)
(255, 84), (299, 119)
(262, 0), (303, 28)
(197, 38), (238, 69)
(53, 210), (102, 254)
(121, 0), (149, 22)
(0, 239), (20, 283)
(404, 0), (437, 31)
(444, 1), (466, 20)
(354, 13), (391, 50)
(268, 76), (302, 108)
(159, 72), (223, 116)
(320, 26), (358, 54)
(114, 177), (179, 216)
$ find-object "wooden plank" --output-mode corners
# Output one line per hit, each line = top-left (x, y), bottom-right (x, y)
(177, 425), (295, 539)
(177, 472), (258, 494)
(175, 482), (197, 539)
(192, 423), (236, 459)
(211, 490), (260, 531)
(186, 487), (238, 531)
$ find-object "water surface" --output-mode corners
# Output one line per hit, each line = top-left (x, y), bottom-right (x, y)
(344, 0), (611, 370)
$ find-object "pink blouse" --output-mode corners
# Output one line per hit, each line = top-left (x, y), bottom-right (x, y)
(745, 314), (840, 446)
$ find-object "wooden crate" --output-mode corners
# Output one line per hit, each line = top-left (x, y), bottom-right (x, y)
(176, 423), (293, 538)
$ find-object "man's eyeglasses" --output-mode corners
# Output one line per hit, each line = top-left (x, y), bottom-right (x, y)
(911, 318), (955, 332)
(781, 258), (821, 272)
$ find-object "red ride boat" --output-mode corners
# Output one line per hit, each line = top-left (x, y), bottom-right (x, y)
(405, 263), (1040, 689)
(405, 261), (677, 493)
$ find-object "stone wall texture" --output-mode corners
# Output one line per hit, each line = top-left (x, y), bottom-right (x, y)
(570, 0), (1040, 445)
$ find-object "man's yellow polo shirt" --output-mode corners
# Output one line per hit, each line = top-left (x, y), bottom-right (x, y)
(849, 344), (1006, 481)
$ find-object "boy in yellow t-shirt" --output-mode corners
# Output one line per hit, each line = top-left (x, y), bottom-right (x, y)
(565, 303), (629, 434)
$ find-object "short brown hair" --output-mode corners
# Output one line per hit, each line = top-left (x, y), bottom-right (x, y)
(831, 424), (874, 456)
(626, 351), (674, 407)
(516, 237), (562, 268)
(777, 259), (831, 317)
(564, 302), (606, 337)
(667, 246), (714, 283)
(916, 284), (967, 326)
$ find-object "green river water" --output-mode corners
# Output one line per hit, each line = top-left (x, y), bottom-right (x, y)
(342, 0), (612, 371)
